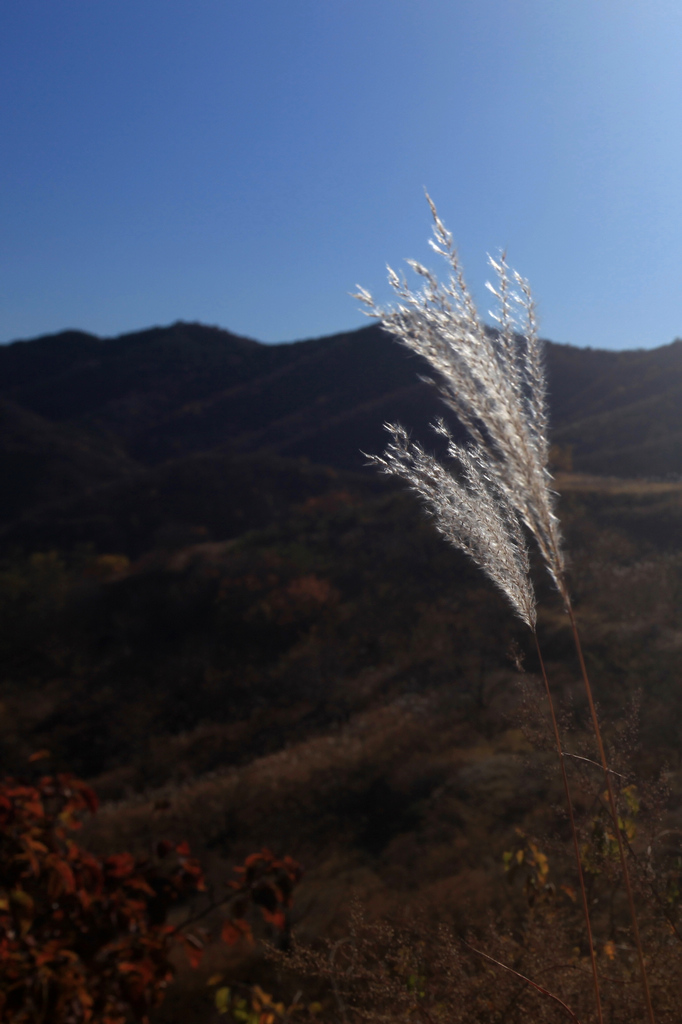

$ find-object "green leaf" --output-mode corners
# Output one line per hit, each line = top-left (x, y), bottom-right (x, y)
(215, 986), (231, 1014)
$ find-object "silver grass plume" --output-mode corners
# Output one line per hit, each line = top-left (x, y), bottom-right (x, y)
(368, 421), (536, 628)
(357, 199), (623, 1024)
(354, 194), (566, 607)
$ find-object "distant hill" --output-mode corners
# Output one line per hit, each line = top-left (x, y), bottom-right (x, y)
(546, 338), (682, 475)
(2, 320), (682, 552)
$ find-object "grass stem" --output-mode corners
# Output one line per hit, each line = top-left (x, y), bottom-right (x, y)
(566, 600), (655, 1024)
(463, 940), (585, 1024)
(534, 631), (604, 1024)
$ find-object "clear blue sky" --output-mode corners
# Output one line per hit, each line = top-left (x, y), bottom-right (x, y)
(2, 0), (682, 349)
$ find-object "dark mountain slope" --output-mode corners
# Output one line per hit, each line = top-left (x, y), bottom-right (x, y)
(126, 325), (441, 467)
(543, 343), (626, 423)
(0, 330), (103, 389)
(0, 450), (386, 557)
(547, 338), (682, 423)
(546, 339), (682, 475)
(552, 392), (682, 476)
(0, 322), (278, 431)
(0, 399), (136, 522)
(0, 322), (438, 469)
(3, 320), (682, 554)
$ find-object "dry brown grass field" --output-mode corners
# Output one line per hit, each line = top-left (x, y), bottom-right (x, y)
(46, 470), (679, 1021)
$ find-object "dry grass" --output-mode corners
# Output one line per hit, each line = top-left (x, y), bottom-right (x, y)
(83, 680), (564, 939)
(555, 471), (682, 496)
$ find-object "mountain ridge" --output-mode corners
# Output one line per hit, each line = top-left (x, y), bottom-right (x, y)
(2, 320), (682, 553)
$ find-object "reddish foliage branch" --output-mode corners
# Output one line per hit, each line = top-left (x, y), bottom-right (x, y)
(0, 769), (301, 1024)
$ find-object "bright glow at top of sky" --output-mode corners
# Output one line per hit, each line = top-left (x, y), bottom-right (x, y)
(1, 0), (682, 349)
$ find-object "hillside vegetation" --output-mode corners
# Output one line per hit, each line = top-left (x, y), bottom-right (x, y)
(3, 321), (682, 1020)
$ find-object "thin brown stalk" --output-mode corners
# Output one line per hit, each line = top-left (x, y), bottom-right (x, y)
(463, 941), (584, 1024)
(534, 632), (604, 1024)
(562, 752), (625, 779)
(566, 599), (656, 1024)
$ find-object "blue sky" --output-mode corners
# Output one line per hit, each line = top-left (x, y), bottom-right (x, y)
(2, 0), (682, 349)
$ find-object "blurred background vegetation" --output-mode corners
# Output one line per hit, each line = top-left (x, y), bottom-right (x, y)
(4, 321), (682, 1019)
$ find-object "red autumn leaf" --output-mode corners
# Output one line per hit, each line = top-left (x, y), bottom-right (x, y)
(117, 961), (138, 975)
(20, 799), (45, 820)
(76, 887), (92, 910)
(105, 852), (136, 878)
(27, 750), (51, 763)
(245, 850), (272, 869)
(72, 780), (99, 814)
(51, 857), (77, 894)
(260, 908), (286, 930)
(182, 933), (205, 969)
(282, 856), (303, 881)
(34, 944), (61, 967)
(124, 876), (156, 896)
(221, 918), (253, 946)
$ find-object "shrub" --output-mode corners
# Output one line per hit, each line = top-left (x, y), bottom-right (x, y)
(0, 765), (300, 1023)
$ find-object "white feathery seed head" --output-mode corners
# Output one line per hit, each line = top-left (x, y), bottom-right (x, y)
(366, 423), (536, 628)
(354, 194), (567, 618)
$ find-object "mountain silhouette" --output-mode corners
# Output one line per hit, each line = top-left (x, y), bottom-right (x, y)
(2, 320), (682, 553)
